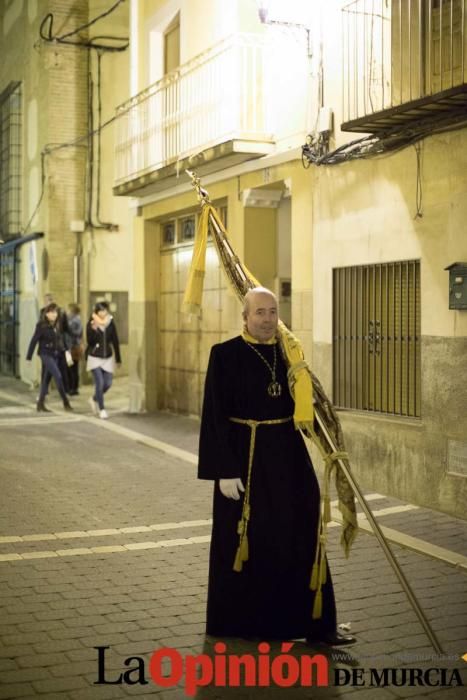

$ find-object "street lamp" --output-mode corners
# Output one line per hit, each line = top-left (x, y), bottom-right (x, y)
(257, 0), (269, 23)
(256, 0), (312, 57)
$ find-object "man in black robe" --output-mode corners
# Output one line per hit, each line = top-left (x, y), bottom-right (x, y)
(198, 287), (355, 645)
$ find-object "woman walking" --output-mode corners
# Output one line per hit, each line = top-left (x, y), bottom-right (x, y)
(86, 301), (121, 419)
(26, 302), (73, 412)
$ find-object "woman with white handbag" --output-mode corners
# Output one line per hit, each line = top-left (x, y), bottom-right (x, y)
(85, 301), (121, 420)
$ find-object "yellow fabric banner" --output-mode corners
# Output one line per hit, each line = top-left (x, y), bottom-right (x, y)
(181, 205), (212, 317)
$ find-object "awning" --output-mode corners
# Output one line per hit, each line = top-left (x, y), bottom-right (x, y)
(0, 232), (44, 253)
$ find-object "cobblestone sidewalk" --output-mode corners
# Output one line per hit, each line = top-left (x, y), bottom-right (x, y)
(0, 376), (466, 699)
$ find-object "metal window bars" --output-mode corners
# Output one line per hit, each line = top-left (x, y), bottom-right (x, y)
(333, 260), (421, 417)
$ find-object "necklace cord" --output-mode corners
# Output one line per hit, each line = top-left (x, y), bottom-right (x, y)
(246, 342), (282, 398)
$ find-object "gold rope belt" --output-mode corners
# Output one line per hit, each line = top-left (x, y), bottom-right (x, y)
(228, 415), (293, 573)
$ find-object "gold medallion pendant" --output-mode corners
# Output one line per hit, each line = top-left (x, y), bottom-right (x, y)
(268, 381), (282, 398)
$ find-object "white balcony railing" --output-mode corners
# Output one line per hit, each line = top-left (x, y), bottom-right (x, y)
(115, 33), (287, 185)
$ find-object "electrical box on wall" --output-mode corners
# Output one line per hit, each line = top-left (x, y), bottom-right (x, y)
(274, 278), (291, 329)
(279, 278), (291, 301)
(318, 106), (333, 134)
(445, 262), (467, 310)
(70, 220), (86, 233)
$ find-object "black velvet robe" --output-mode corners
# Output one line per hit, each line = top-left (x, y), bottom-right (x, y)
(198, 336), (337, 640)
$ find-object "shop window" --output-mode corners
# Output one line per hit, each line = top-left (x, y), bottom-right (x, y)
(160, 204), (227, 249)
(162, 220), (176, 246)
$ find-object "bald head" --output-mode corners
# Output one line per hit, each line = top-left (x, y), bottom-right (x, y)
(243, 287), (277, 314)
(243, 287), (278, 342)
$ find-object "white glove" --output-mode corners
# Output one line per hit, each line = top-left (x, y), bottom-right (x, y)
(219, 478), (245, 500)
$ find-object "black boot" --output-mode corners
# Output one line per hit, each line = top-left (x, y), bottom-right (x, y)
(63, 399), (73, 412)
(306, 631), (357, 647)
(37, 400), (51, 413)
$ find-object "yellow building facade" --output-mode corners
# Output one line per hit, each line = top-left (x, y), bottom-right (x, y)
(2, 1), (466, 519)
(118, 0), (315, 415)
(311, 0), (467, 519)
(116, 0), (467, 519)
(0, 0), (131, 382)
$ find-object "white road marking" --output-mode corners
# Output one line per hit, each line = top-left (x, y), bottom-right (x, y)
(0, 389), (38, 407)
(330, 493), (385, 506)
(81, 417), (199, 464)
(0, 406), (33, 414)
(0, 534), (212, 562)
(329, 504), (419, 526)
(1, 518), (466, 570)
(0, 388), (198, 465)
(0, 415), (82, 426)
(0, 519), (213, 544)
(357, 504), (419, 518)
(0, 505), (441, 565)
(330, 510), (467, 572)
(0, 389), (465, 570)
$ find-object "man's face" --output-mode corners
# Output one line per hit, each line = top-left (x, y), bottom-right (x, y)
(244, 292), (278, 342)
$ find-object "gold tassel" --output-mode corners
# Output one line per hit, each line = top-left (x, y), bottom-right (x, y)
(312, 590), (323, 619)
(323, 495), (331, 524)
(233, 534), (249, 572)
(310, 562), (319, 590)
(320, 559), (327, 585)
(233, 546), (244, 572)
(240, 534), (249, 562)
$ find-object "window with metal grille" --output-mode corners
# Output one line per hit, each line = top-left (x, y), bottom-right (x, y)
(0, 82), (22, 241)
(333, 260), (421, 417)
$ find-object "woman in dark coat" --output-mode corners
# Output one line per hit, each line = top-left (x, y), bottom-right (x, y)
(26, 302), (73, 412)
(86, 301), (121, 419)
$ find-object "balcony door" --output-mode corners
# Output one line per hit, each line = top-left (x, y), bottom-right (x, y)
(163, 14), (180, 163)
(429, 0), (464, 94)
(391, 0), (464, 104)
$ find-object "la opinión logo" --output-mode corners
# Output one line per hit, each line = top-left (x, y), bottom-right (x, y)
(95, 644), (464, 695)
(94, 643), (329, 695)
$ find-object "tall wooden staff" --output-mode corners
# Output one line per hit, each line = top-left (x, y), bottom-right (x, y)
(185, 169), (444, 655)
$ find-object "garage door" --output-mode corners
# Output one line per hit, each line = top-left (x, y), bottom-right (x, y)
(159, 209), (229, 415)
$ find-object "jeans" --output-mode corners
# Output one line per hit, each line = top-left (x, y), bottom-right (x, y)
(39, 354), (67, 402)
(91, 368), (113, 410)
(41, 352), (69, 394)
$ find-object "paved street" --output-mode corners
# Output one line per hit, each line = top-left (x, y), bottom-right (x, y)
(0, 376), (466, 699)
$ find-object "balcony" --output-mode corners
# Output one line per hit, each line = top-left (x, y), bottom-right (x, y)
(341, 0), (467, 134)
(113, 33), (290, 197)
